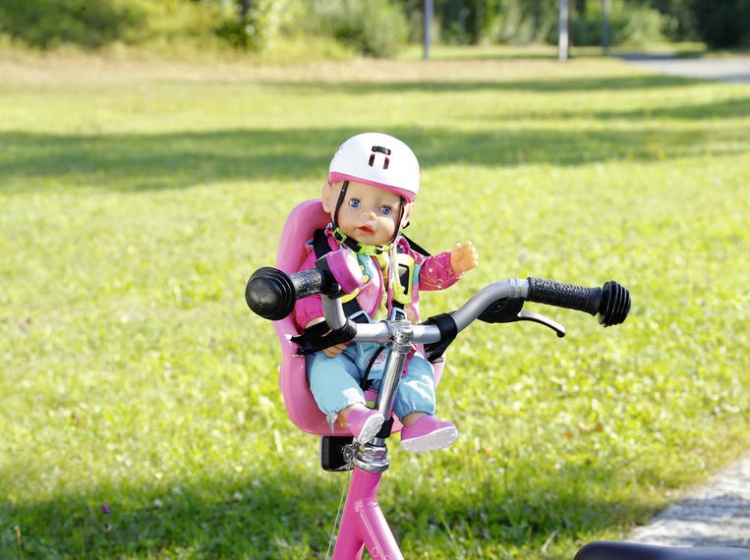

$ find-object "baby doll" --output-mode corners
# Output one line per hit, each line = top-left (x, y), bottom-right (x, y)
(293, 132), (478, 452)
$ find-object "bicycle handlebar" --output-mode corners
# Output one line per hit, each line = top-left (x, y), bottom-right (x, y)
(245, 256), (631, 340)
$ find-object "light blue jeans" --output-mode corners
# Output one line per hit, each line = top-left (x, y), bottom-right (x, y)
(306, 341), (436, 422)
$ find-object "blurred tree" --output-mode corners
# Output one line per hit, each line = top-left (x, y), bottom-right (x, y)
(689, 0), (750, 48)
(0, 0), (147, 49)
(631, 0), (698, 41)
(2, 0), (749, 54)
(300, 0), (409, 57)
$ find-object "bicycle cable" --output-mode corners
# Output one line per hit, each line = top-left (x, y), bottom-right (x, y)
(325, 445), (354, 559)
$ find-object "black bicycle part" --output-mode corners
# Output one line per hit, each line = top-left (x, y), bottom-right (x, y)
(320, 436), (354, 472)
(245, 267), (328, 320)
(422, 313), (459, 362)
(478, 297), (525, 323)
(291, 320), (358, 355)
(575, 541), (750, 560)
(526, 278), (630, 327)
(376, 417), (394, 440)
(246, 252), (358, 321)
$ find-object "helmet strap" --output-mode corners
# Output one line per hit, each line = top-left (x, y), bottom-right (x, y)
(331, 181), (366, 252)
(396, 198), (406, 234)
(332, 226), (390, 255)
(331, 180), (348, 238)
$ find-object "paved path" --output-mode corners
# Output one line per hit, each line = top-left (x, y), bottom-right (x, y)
(628, 455), (750, 547)
(618, 54), (750, 83)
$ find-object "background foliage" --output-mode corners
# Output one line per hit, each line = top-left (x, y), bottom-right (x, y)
(1, 0), (750, 57)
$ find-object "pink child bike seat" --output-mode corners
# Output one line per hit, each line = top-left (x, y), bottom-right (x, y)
(272, 199), (444, 436)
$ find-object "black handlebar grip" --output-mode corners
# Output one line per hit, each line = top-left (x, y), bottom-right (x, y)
(526, 278), (630, 327)
(527, 277), (602, 315)
(245, 266), (330, 321)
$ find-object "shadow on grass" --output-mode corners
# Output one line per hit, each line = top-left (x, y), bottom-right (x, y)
(0, 457), (660, 559)
(1, 468), (334, 559)
(2, 112), (748, 194)
(594, 95), (750, 120)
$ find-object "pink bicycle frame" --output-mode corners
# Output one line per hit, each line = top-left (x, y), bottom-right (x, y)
(334, 468), (401, 559)
(325, 302), (418, 559)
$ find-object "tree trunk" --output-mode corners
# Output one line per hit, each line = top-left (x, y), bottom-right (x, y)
(559, 0), (569, 60)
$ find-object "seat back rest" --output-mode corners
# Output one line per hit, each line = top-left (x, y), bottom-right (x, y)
(273, 199), (345, 435)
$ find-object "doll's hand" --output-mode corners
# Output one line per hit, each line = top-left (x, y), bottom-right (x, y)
(322, 343), (347, 358)
(304, 318), (348, 357)
(450, 241), (479, 275)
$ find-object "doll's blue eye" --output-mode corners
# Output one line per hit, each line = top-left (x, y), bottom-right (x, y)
(349, 199), (360, 208)
(380, 206), (393, 215)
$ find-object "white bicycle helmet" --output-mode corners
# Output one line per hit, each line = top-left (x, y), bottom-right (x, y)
(328, 132), (420, 202)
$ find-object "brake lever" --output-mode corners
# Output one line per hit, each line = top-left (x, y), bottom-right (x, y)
(517, 310), (566, 338)
(478, 298), (566, 338)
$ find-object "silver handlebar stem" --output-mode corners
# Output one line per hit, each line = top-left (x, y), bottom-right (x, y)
(373, 321), (413, 425)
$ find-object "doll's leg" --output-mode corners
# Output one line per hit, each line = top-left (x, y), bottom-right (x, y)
(306, 349), (384, 443)
(392, 356), (436, 420)
(307, 350), (366, 415)
(394, 355), (457, 452)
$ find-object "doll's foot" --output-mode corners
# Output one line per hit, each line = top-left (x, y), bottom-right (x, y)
(400, 416), (457, 453)
(345, 407), (385, 444)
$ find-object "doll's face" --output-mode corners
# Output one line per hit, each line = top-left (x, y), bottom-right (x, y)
(323, 181), (413, 247)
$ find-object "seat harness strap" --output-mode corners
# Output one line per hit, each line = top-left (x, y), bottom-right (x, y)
(291, 229), (428, 356)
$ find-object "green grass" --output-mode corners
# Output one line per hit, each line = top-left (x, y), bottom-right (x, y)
(1, 48), (749, 559)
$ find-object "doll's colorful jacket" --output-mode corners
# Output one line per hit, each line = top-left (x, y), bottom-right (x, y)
(293, 225), (463, 332)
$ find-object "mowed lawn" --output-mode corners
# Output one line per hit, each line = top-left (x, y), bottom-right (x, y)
(1, 50), (749, 559)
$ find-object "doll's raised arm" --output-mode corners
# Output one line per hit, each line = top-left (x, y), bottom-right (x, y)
(450, 241), (479, 276)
